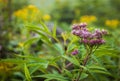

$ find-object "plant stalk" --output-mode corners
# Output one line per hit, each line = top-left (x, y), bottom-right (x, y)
(76, 48), (92, 81)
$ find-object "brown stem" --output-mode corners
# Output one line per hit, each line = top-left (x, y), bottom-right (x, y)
(76, 48), (92, 81)
(65, 62), (73, 69)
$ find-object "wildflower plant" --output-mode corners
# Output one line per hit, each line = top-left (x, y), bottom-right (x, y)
(1, 20), (113, 81)
(15, 21), (112, 81)
(69, 22), (108, 80)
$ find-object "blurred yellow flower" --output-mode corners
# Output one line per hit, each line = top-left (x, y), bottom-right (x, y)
(0, 0), (2, 2)
(0, 63), (14, 72)
(105, 19), (119, 29)
(80, 15), (97, 24)
(13, 5), (40, 22)
(18, 42), (24, 47)
(0, 0), (7, 3)
(43, 14), (51, 21)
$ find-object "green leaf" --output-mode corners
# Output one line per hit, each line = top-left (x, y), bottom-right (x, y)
(80, 73), (88, 80)
(87, 65), (107, 71)
(87, 64), (112, 76)
(49, 56), (62, 69)
(26, 24), (53, 45)
(26, 24), (44, 32)
(52, 22), (57, 38)
(29, 29), (52, 45)
(24, 63), (32, 81)
(67, 44), (77, 53)
(32, 74), (68, 81)
(39, 21), (51, 34)
(0, 59), (27, 64)
(89, 70), (111, 76)
(24, 37), (40, 47)
(28, 62), (48, 69)
(15, 55), (49, 69)
(54, 43), (64, 55)
(64, 69), (73, 78)
(29, 66), (40, 75)
(95, 47), (120, 58)
(88, 72), (99, 81)
(62, 55), (80, 66)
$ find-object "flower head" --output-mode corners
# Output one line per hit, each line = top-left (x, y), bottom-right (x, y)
(72, 22), (107, 47)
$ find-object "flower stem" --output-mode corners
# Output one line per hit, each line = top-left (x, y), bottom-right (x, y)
(76, 48), (92, 81)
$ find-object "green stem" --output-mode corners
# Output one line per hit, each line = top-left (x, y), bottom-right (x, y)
(61, 58), (65, 73)
(76, 48), (93, 81)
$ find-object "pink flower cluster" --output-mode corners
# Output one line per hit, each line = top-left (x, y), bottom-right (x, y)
(72, 23), (107, 47)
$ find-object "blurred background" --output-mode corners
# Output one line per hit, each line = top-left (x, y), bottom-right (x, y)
(0, 0), (120, 80)
(1, 0), (120, 56)
(0, 0), (120, 55)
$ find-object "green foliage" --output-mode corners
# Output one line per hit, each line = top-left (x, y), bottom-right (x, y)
(32, 73), (68, 81)
(24, 63), (32, 81)
(0, 0), (120, 81)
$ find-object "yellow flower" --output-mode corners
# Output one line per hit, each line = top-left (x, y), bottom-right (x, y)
(13, 8), (28, 20)
(18, 42), (24, 47)
(27, 5), (37, 9)
(43, 14), (51, 21)
(105, 19), (119, 29)
(13, 5), (41, 22)
(80, 15), (97, 24)
(0, 0), (7, 3)
(0, 63), (14, 72)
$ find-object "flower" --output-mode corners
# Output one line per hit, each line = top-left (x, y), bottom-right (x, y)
(18, 42), (24, 47)
(105, 19), (119, 29)
(80, 15), (97, 24)
(72, 22), (107, 47)
(43, 14), (51, 21)
(13, 5), (40, 22)
(72, 49), (79, 55)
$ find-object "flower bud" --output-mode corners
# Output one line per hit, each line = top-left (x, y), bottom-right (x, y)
(72, 24), (79, 30)
(98, 39), (105, 44)
(82, 39), (88, 44)
(72, 49), (79, 55)
(81, 30), (91, 38)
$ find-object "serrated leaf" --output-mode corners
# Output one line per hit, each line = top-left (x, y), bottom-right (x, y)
(24, 64), (32, 81)
(0, 59), (28, 64)
(32, 74), (68, 81)
(52, 22), (57, 38)
(95, 47), (120, 58)
(28, 62), (48, 69)
(62, 55), (80, 66)
(39, 21), (51, 34)
(89, 70), (111, 76)
(64, 69), (73, 78)
(80, 73), (88, 80)
(24, 37), (40, 47)
(29, 66), (40, 75)
(67, 44), (77, 53)
(87, 65), (107, 71)
(54, 43), (64, 55)
(26, 24), (45, 32)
